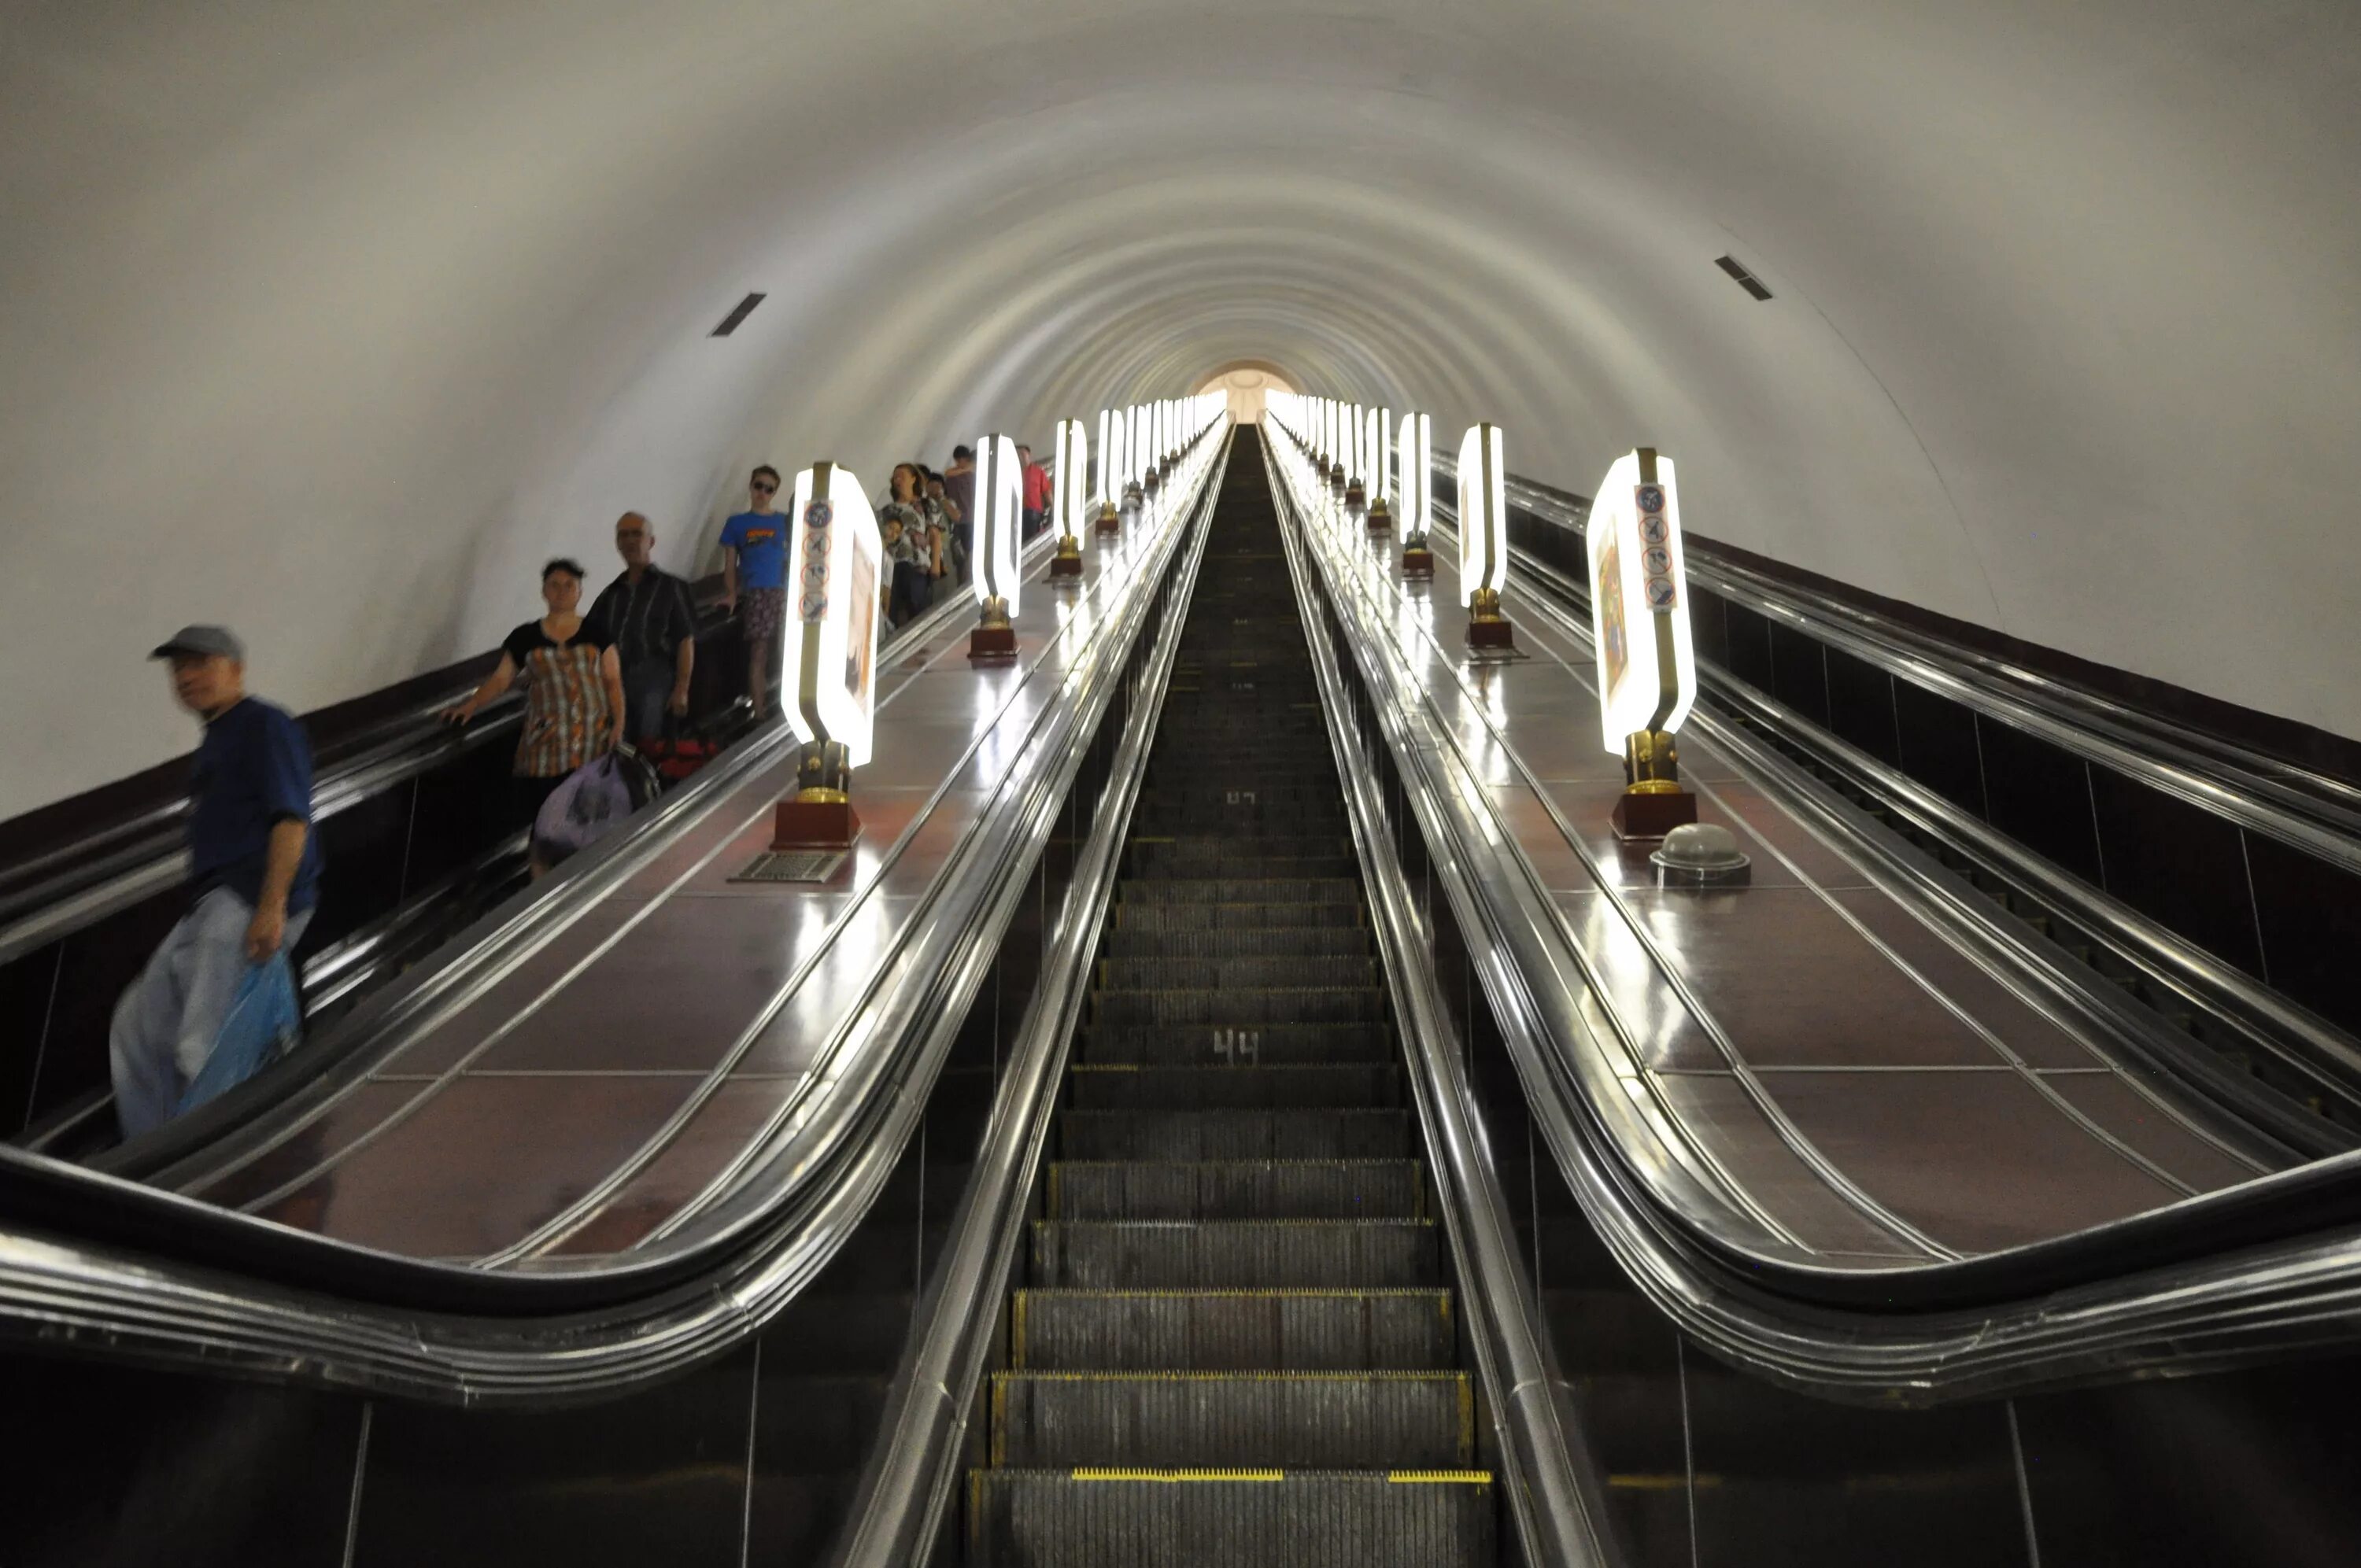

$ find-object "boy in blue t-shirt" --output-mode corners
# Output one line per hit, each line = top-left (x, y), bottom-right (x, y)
(721, 463), (789, 714)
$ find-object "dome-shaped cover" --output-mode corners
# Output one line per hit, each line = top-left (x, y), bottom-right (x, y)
(1650, 822), (1751, 882)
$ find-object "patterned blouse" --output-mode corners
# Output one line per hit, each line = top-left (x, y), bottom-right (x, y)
(501, 618), (615, 778)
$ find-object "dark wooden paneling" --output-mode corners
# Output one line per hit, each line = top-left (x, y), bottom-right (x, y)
(1976, 720), (2104, 885)
(2087, 767), (2265, 980)
(1893, 679), (1988, 818)
(1822, 645), (1901, 768)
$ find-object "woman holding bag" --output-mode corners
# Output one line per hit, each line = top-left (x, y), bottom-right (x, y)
(442, 558), (626, 873)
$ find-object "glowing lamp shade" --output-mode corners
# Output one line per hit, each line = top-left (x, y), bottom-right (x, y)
(1400, 413), (1432, 531)
(784, 463), (885, 767)
(1096, 410), (1115, 503)
(1369, 408), (1387, 499)
(1457, 425), (1506, 608)
(974, 434), (1024, 618)
(1587, 450), (1696, 751)
(1052, 418), (1087, 540)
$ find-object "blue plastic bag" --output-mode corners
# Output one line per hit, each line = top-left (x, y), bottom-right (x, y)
(533, 752), (638, 865)
(177, 954), (302, 1115)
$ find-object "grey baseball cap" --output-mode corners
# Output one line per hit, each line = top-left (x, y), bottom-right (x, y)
(149, 625), (245, 661)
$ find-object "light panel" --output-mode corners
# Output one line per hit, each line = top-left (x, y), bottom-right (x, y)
(1457, 423), (1506, 607)
(974, 432), (1023, 616)
(1587, 449), (1697, 750)
(784, 462), (884, 766)
(1052, 417), (1087, 540)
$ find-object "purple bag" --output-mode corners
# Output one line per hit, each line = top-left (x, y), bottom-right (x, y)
(533, 754), (636, 865)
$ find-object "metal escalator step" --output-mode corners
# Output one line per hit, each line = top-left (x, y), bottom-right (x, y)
(1061, 1109), (1412, 1160)
(967, 1467), (1495, 1568)
(1048, 1160), (1424, 1220)
(1099, 956), (1377, 990)
(1030, 1219), (1440, 1288)
(1011, 1288), (1454, 1371)
(1130, 849), (1357, 880)
(1069, 1064), (1399, 1109)
(1111, 902), (1363, 932)
(988, 1370), (1472, 1468)
(1103, 927), (1372, 960)
(1121, 878), (1361, 906)
(1090, 988), (1389, 1028)
(1079, 1024), (1395, 1067)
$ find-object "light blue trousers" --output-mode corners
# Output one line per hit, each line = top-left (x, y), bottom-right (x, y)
(109, 887), (312, 1139)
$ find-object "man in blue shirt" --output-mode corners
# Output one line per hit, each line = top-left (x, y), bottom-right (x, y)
(110, 625), (323, 1138)
(720, 463), (789, 714)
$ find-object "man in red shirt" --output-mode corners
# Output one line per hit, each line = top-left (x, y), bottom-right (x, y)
(1018, 443), (1053, 540)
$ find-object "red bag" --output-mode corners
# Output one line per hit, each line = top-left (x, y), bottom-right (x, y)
(641, 735), (721, 784)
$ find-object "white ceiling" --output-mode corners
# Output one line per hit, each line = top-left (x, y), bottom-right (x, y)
(3, 1), (2356, 814)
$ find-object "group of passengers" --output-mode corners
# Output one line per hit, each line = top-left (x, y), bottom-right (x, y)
(113, 442), (1057, 1140)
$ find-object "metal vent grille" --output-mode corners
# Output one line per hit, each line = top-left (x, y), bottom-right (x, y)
(730, 849), (847, 883)
(710, 292), (767, 337)
(1714, 256), (1773, 301)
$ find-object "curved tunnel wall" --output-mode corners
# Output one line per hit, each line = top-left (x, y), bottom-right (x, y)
(2, 2), (2355, 817)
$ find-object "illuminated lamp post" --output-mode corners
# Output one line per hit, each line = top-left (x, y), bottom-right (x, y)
(771, 462), (884, 850)
(1365, 406), (1392, 531)
(1399, 412), (1435, 578)
(968, 434), (1023, 662)
(1049, 418), (1088, 581)
(1460, 423), (1514, 651)
(1589, 448), (1700, 839)
(1347, 404), (1370, 512)
(1096, 408), (1122, 536)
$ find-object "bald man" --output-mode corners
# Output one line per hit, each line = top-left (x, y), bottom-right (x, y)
(586, 511), (697, 743)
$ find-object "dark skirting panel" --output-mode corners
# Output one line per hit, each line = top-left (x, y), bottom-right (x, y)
(1892, 678), (1989, 819)
(2086, 767), (2266, 982)
(1821, 646), (1901, 769)
(2242, 832), (2361, 1039)
(1975, 719), (2104, 886)
(1767, 622), (1831, 729)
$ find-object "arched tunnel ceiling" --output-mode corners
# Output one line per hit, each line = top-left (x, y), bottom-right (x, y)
(3, 1), (2357, 814)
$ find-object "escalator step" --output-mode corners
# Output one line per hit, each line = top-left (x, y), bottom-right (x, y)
(1103, 928), (1373, 960)
(1060, 1109), (1413, 1160)
(1030, 1219), (1440, 1288)
(1099, 956), (1378, 990)
(1079, 1024), (1395, 1067)
(1091, 988), (1389, 1028)
(1110, 902), (1364, 932)
(1120, 878), (1362, 906)
(989, 1371), (1472, 1468)
(1068, 1064), (1400, 1109)
(1129, 850), (1358, 880)
(967, 1468), (1496, 1568)
(1048, 1160), (1424, 1220)
(1011, 1288), (1456, 1371)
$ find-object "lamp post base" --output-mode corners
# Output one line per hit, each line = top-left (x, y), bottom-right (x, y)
(1095, 500), (1121, 537)
(1049, 544), (1083, 580)
(968, 624), (1018, 662)
(1366, 500), (1393, 533)
(1611, 787), (1698, 842)
(773, 794), (861, 851)
(1402, 547), (1435, 580)
(1466, 616), (1517, 652)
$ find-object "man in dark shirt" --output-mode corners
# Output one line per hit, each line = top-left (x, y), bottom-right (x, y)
(942, 445), (977, 570)
(588, 511), (697, 743)
(111, 626), (323, 1137)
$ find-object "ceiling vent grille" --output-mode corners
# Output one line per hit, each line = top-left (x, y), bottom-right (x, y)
(1714, 256), (1773, 301)
(710, 292), (767, 337)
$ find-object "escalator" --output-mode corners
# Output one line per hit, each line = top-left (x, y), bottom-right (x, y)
(962, 431), (1498, 1565)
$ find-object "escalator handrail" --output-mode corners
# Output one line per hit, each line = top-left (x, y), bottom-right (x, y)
(828, 433), (1227, 1568)
(1280, 420), (2361, 1404)
(1267, 438), (1624, 1567)
(0, 452), (1226, 1401)
(1430, 452), (2361, 869)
